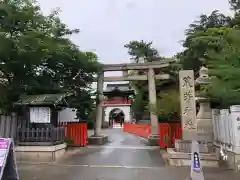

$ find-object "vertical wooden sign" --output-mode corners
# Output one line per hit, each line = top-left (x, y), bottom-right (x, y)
(179, 70), (197, 140)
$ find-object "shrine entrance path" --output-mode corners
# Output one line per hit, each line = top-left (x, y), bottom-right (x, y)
(66, 128), (165, 167)
(18, 128), (240, 180)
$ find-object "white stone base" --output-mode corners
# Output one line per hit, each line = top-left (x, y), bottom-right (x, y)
(216, 147), (240, 171)
(15, 143), (67, 162)
(167, 148), (219, 167)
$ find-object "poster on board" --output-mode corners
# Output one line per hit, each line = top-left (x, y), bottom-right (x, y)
(0, 138), (19, 180)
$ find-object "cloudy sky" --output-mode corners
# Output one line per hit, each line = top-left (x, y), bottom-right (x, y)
(38, 0), (231, 87)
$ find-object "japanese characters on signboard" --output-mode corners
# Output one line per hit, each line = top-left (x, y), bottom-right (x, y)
(179, 70), (197, 132)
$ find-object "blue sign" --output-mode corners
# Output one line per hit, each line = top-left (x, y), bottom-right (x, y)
(190, 141), (204, 180)
(193, 152), (201, 170)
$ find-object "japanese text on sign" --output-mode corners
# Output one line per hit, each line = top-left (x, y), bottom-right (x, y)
(179, 70), (197, 132)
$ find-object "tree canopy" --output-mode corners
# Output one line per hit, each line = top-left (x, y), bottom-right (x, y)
(200, 28), (240, 107)
(177, 10), (231, 72)
(124, 40), (180, 121)
(124, 40), (159, 63)
(178, 0), (240, 107)
(0, 0), (100, 119)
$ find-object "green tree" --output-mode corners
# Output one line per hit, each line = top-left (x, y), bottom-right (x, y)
(124, 40), (159, 63)
(0, 0), (100, 119)
(157, 89), (180, 120)
(178, 10), (231, 72)
(177, 0), (240, 109)
(131, 90), (145, 120)
(125, 40), (180, 121)
(199, 28), (240, 107)
(229, 0), (240, 11)
(182, 26), (240, 107)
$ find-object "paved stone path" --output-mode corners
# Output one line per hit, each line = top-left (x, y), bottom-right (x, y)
(18, 129), (240, 180)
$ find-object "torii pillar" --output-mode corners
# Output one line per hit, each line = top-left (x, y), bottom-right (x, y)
(88, 71), (109, 145)
(147, 68), (159, 145)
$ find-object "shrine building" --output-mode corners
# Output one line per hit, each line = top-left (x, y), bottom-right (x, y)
(102, 83), (134, 127)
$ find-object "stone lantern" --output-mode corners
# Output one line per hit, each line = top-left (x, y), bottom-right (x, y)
(195, 66), (213, 142)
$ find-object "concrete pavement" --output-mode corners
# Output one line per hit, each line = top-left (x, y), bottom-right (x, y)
(18, 128), (240, 180)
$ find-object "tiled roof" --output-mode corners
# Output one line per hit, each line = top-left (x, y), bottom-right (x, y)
(105, 83), (133, 92)
(15, 93), (69, 105)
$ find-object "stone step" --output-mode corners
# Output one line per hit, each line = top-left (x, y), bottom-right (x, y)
(167, 148), (219, 168)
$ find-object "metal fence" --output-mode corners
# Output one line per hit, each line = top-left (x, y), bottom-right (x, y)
(17, 127), (65, 145)
(212, 105), (240, 153)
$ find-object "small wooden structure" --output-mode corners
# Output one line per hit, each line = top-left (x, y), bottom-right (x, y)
(14, 93), (70, 145)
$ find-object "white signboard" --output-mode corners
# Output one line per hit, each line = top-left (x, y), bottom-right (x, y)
(58, 108), (78, 123)
(179, 70), (197, 140)
(0, 138), (19, 180)
(30, 107), (51, 123)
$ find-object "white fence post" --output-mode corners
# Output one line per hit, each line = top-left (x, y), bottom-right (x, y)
(220, 109), (227, 148)
(219, 110), (223, 145)
(230, 105), (240, 153)
(224, 110), (229, 149)
(228, 109), (233, 150)
(225, 110), (231, 150)
(212, 109), (220, 144)
(212, 109), (220, 145)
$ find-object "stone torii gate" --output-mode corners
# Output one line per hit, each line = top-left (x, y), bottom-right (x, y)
(88, 59), (175, 145)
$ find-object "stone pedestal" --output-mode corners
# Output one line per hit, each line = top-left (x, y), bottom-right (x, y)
(16, 143), (67, 162)
(175, 139), (214, 153)
(167, 148), (218, 167)
(215, 146), (240, 171)
(167, 140), (219, 167)
(196, 98), (213, 142)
